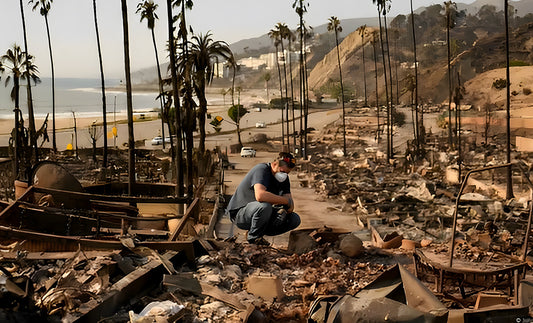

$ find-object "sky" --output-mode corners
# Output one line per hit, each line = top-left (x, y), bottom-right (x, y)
(0, 0), (477, 80)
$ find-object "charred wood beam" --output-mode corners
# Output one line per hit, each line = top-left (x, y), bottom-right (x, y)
(33, 186), (190, 204)
(0, 250), (121, 260)
(168, 198), (199, 241)
(17, 201), (190, 222)
(73, 250), (194, 323)
(0, 225), (200, 255)
(449, 163), (533, 268)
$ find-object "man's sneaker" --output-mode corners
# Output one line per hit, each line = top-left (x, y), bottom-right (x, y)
(248, 237), (270, 246)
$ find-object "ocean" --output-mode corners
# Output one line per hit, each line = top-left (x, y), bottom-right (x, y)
(0, 77), (162, 121)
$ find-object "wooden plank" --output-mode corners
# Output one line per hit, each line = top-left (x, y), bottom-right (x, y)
(0, 250), (121, 260)
(163, 274), (246, 310)
(168, 198), (199, 241)
(205, 195), (220, 239)
(0, 184), (36, 220)
(74, 251), (184, 322)
(0, 225), (196, 253)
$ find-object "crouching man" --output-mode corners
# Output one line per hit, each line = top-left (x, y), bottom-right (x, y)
(227, 152), (301, 245)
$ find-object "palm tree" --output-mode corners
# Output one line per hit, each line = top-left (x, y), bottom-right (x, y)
(504, 0), (513, 199)
(357, 25), (368, 107)
(371, 30), (381, 142)
(165, 0), (183, 197)
(453, 72), (464, 180)
(373, 0), (392, 160)
(92, 0), (108, 168)
(120, 0), (136, 194)
(444, 1), (457, 148)
(1, 44), (40, 180)
(228, 56), (237, 107)
(174, 0), (194, 198)
(188, 32), (233, 153)
(328, 16), (347, 156)
(18, 0), (38, 162)
(382, 1), (395, 158)
(293, 0), (309, 157)
(276, 22), (291, 151)
(281, 24), (297, 150)
(403, 73), (417, 144)
(409, 0), (421, 153)
(268, 26), (285, 145)
(30, 0), (56, 153)
(137, 0), (166, 150)
(263, 72), (271, 103)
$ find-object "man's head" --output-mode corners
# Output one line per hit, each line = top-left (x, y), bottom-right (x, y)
(272, 152), (296, 174)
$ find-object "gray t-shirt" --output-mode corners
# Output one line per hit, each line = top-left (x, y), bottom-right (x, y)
(227, 163), (290, 212)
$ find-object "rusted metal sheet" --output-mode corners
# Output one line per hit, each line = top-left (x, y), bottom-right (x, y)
(308, 265), (448, 323)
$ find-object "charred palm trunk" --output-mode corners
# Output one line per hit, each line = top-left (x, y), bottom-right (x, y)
(198, 77), (208, 153)
(93, 0), (107, 168)
(166, 0), (183, 197)
(280, 40), (290, 151)
(303, 43), (310, 159)
(373, 36), (380, 142)
(334, 29), (347, 156)
(377, 11), (391, 160)
(44, 14), (56, 153)
(13, 77), (21, 179)
(410, 0), (421, 153)
(362, 35), (368, 107)
(275, 46), (285, 145)
(446, 13), (453, 148)
(288, 37), (297, 151)
(384, 14), (394, 158)
(120, 0), (135, 194)
(19, 0), (38, 166)
(181, 0), (194, 198)
(504, 0), (513, 199)
(152, 28), (166, 150)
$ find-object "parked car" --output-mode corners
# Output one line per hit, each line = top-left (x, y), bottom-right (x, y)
(151, 136), (172, 145)
(240, 147), (256, 157)
(255, 121), (266, 128)
(151, 136), (164, 145)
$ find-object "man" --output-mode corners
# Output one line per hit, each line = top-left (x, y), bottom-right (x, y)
(227, 152), (301, 245)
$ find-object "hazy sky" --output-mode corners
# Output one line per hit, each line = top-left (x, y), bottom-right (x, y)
(0, 0), (476, 79)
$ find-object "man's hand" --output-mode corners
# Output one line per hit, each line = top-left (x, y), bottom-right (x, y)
(286, 196), (294, 213)
(271, 207), (287, 227)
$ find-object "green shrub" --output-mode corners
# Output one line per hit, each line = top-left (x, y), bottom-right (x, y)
(492, 78), (507, 90)
(523, 88), (532, 95)
(392, 110), (406, 127)
(269, 97), (291, 109)
(510, 60), (529, 67)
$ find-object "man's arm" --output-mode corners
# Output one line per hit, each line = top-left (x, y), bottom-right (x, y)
(254, 183), (293, 210)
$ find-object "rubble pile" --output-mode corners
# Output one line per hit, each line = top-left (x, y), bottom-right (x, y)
(162, 241), (397, 322)
(301, 143), (533, 258)
(0, 249), (151, 321)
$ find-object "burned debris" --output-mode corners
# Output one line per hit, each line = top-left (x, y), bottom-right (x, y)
(0, 120), (532, 322)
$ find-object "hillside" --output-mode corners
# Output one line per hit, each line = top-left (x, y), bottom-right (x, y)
(463, 65), (533, 111)
(306, 6), (533, 106)
(229, 17), (378, 56)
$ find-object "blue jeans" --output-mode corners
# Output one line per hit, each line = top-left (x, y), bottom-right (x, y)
(232, 202), (301, 241)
